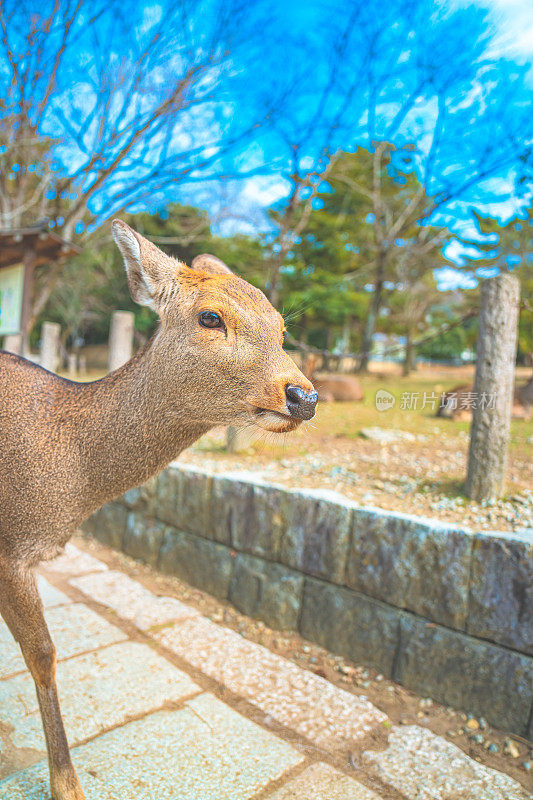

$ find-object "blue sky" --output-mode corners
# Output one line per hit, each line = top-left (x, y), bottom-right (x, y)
(228, 0), (533, 287)
(194, 1), (533, 228)
(4, 0), (532, 287)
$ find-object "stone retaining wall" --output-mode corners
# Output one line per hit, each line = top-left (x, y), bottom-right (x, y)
(82, 464), (533, 738)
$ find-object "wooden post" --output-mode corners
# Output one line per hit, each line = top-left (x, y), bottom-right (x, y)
(226, 425), (253, 453)
(3, 334), (22, 354)
(20, 240), (36, 357)
(40, 322), (61, 373)
(67, 353), (78, 376)
(465, 273), (520, 502)
(108, 310), (134, 372)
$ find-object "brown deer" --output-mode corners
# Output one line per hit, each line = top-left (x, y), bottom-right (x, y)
(516, 374), (533, 418)
(302, 353), (364, 402)
(0, 220), (317, 800)
(436, 384), (474, 420)
(436, 379), (532, 421)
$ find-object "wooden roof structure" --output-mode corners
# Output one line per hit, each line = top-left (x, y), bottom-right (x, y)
(0, 224), (81, 270)
(0, 224), (81, 347)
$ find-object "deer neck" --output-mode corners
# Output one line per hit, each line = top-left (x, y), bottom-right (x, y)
(78, 336), (210, 510)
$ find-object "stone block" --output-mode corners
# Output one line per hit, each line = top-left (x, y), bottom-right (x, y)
(346, 508), (472, 629)
(122, 475), (157, 512)
(229, 554), (303, 630)
(151, 467), (181, 525)
(279, 488), (352, 583)
(396, 614), (533, 736)
(81, 503), (128, 551)
(236, 481), (286, 559)
(299, 578), (401, 676)
(0, 641), (198, 751)
(37, 576), (71, 608)
(363, 725), (530, 800)
(210, 473), (255, 546)
(269, 763), (383, 800)
(158, 528), (234, 600)
(123, 511), (166, 567)
(155, 466), (213, 537)
(45, 543), (108, 575)
(467, 528), (533, 654)
(0, 603), (126, 679)
(0, 695), (302, 800)
(71, 570), (198, 631)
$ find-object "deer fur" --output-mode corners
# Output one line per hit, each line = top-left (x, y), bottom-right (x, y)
(0, 220), (314, 800)
(302, 353), (364, 402)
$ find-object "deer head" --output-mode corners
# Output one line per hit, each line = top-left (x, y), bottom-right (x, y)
(112, 220), (317, 433)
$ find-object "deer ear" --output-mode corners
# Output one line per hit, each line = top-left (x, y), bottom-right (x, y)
(112, 219), (178, 311)
(190, 253), (233, 276)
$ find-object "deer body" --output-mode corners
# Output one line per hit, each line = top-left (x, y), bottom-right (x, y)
(0, 346), (209, 564)
(0, 221), (316, 800)
(303, 354), (364, 402)
(436, 380), (532, 421)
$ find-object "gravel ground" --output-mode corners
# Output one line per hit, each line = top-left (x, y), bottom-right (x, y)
(179, 423), (532, 534)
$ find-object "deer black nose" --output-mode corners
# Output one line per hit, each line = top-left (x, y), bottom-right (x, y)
(285, 385), (318, 420)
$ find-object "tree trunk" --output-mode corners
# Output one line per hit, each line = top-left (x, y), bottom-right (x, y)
(323, 329), (334, 371)
(465, 273), (520, 502)
(269, 265), (280, 308)
(403, 329), (417, 376)
(359, 252), (386, 373)
(108, 311), (134, 373)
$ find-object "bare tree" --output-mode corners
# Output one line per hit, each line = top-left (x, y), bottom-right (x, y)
(265, 0), (532, 364)
(261, 2), (374, 306)
(0, 0), (276, 335)
(326, 142), (452, 370)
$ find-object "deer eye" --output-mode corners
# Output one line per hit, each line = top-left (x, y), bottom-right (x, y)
(198, 311), (224, 330)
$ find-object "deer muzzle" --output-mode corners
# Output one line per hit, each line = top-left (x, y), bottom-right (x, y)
(284, 385), (318, 420)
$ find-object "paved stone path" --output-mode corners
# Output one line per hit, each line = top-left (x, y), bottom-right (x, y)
(0, 543), (530, 800)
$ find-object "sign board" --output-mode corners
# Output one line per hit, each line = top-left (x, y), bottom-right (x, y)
(0, 264), (24, 336)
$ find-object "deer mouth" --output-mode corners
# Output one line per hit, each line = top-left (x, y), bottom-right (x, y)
(252, 408), (301, 433)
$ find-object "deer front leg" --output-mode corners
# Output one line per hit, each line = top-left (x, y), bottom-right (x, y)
(0, 564), (85, 800)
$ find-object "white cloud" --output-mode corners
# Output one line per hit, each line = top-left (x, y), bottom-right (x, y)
(471, 0), (533, 57)
(241, 175), (289, 206)
(435, 265), (478, 290)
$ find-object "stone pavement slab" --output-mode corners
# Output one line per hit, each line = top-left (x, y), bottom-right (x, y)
(2, 553), (528, 800)
(0, 694), (303, 800)
(156, 615), (387, 750)
(0, 641), (199, 751)
(70, 570), (199, 631)
(37, 576), (71, 608)
(0, 603), (125, 679)
(267, 762), (383, 799)
(362, 725), (530, 800)
(44, 543), (108, 575)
